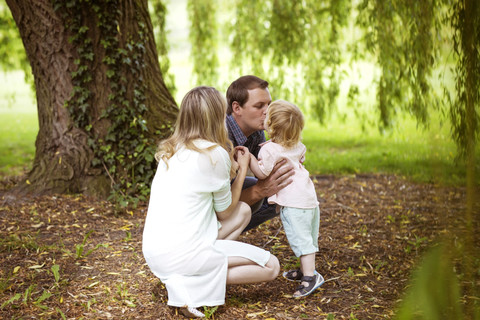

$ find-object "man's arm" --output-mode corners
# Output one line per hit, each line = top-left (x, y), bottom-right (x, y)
(239, 159), (294, 206)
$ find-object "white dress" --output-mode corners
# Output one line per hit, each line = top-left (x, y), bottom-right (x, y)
(142, 139), (270, 308)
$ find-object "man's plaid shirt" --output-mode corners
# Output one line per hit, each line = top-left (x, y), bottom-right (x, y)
(226, 114), (266, 158)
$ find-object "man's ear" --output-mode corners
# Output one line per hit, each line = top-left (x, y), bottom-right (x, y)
(232, 101), (242, 115)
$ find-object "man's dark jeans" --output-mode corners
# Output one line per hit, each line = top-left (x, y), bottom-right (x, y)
(241, 176), (279, 232)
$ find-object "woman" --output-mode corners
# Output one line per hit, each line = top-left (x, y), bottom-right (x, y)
(142, 86), (280, 318)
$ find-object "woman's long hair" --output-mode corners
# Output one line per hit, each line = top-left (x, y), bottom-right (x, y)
(155, 86), (234, 169)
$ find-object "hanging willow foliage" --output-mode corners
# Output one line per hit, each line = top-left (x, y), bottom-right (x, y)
(229, 1), (269, 78)
(185, 0), (478, 158)
(356, 0), (440, 129)
(448, 0), (479, 159)
(187, 0), (218, 86)
(228, 0), (350, 122)
(150, 0), (176, 98)
(299, 0), (350, 122)
(0, 3), (31, 82)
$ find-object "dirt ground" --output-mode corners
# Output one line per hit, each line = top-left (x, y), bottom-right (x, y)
(0, 174), (476, 319)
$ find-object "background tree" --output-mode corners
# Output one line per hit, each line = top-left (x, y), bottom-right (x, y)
(149, 0), (176, 96)
(5, 0), (177, 205)
(447, 0), (479, 317)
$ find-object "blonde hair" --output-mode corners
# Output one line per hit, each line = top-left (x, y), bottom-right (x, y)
(265, 100), (304, 148)
(155, 86), (233, 169)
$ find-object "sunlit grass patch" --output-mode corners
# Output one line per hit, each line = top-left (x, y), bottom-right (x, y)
(302, 114), (473, 186)
(0, 114), (37, 172)
(0, 71), (37, 176)
(0, 112), (37, 176)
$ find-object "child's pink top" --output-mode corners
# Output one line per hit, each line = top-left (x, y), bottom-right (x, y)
(257, 141), (319, 209)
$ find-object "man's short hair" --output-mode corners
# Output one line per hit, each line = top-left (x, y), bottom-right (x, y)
(226, 75), (269, 115)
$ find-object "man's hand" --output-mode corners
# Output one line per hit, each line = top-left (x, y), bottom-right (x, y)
(254, 158), (294, 198)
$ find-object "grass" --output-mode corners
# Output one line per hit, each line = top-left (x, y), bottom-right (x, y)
(0, 71), (37, 176)
(302, 114), (472, 186)
(0, 113), (37, 176)
(0, 70), (476, 186)
(297, 55), (477, 186)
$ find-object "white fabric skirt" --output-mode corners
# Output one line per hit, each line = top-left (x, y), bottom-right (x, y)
(145, 240), (270, 308)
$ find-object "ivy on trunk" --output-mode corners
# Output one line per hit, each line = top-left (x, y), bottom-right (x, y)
(6, 0), (178, 206)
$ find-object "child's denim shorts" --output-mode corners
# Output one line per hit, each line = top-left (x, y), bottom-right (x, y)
(280, 206), (320, 257)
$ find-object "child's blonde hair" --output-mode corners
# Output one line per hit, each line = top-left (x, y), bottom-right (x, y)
(155, 86), (233, 169)
(265, 100), (304, 148)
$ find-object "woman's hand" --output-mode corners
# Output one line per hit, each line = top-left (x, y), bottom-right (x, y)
(217, 146), (251, 228)
(230, 159), (239, 179)
(235, 146), (250, 170)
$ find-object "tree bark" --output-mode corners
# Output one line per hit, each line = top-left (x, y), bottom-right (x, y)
(6, 0), (178, 197)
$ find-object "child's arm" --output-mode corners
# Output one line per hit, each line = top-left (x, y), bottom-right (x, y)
(249, 154), (268, 180)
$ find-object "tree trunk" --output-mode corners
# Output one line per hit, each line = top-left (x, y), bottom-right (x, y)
(6, 0), (178, 197)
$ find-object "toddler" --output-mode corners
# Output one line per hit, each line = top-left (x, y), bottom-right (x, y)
(249, 99), (324, 298)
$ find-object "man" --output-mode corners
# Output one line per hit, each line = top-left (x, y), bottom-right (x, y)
(226, 75), (294, 231)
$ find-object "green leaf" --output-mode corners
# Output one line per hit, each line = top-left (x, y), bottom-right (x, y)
(1, 293), (21, 309)
(56, 307), (67, 320)
(394, 244), (464, 320)
(34, 290), (52, 305)
(51, 264), (60, 283)
(78, 26), (89, 34)
(106, 69), (115, 78)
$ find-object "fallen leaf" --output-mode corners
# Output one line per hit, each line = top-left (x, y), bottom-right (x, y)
(32, 222), (44, 228)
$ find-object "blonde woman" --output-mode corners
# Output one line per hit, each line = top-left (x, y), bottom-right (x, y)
(249, 100), (324, 298)
(142, 86), (280, 318)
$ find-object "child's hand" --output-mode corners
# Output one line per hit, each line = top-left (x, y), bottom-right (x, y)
(234, 146), (248, 155)
(259, 140), (271, 147)
(234, 146), (249, 158)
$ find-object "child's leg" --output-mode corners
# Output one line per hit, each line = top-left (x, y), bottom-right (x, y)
(300, 253), (316, 277)
(294, 252), (320, 297)
(298, 205), (320, 277)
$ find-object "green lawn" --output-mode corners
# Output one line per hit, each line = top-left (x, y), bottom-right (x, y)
(298, 58), (476, 186)
(0, 69), (476, 186)
(0, 113), (37, 176)
(0, 71), (37, 176)
(302, 116), (469, 185)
